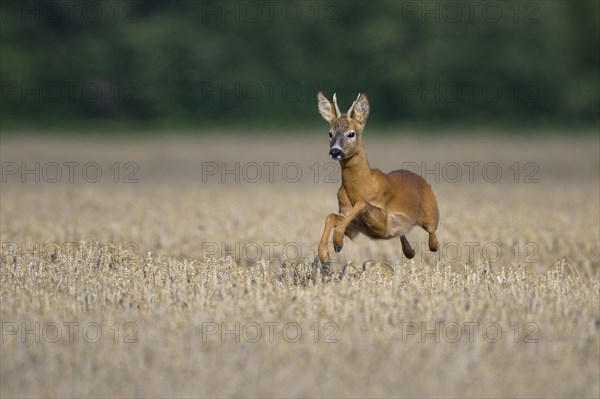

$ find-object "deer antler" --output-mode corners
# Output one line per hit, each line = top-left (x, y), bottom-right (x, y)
(333, 93), (341, 117)
(347, 93), (361, 116)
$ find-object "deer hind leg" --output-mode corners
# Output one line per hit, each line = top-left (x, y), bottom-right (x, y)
(318, 213), (344, 264)
(419, 184), (440, 252)
(400, 235), (415, 259)
(420, 219), (439, 252)
(428, 232), (439, 252)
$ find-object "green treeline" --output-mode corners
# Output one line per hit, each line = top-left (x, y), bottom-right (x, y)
(1, 0), (598, 129)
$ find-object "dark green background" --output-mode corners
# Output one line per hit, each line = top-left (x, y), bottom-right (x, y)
(1, 0), (598, 132)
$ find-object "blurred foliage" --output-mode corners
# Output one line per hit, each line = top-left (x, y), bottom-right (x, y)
(0, 0), (598, 130)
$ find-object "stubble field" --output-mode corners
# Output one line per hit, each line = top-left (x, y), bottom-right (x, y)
(1, 132), (599, 397)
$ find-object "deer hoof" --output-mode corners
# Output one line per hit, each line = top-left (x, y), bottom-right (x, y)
(334, 244), (343, 253)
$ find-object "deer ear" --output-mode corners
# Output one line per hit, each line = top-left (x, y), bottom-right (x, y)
(317, 92), (336, 124)
(348, 93), (370, 125)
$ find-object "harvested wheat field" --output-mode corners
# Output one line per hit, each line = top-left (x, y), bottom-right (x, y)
(1, 133), (599, 398)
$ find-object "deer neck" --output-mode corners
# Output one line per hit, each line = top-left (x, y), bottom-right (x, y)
(340, 146), (373, 189)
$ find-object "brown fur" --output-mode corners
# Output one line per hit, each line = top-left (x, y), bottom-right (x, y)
(317, 92), (440, 265)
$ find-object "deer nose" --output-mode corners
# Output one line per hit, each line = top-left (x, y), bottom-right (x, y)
(329, 148), (344, 159)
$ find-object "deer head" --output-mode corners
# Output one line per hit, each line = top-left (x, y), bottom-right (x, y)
(317, 92), (370, 160)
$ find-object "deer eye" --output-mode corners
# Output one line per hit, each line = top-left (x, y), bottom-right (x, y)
(347, 132), (356, 139)
(328, 132), (333, 139)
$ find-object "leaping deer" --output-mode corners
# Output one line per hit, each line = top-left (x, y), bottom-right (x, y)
(317, 92), (440, 267)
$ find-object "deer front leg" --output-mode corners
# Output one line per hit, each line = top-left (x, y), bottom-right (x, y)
(319, 213), (344, 264)
(333, 201), (366, 252)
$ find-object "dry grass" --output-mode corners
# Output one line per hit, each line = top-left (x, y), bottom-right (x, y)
(1, 134), (599, 398)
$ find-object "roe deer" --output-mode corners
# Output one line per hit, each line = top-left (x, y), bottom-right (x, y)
(317, 92), (440, 266)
